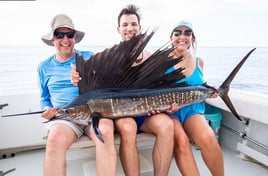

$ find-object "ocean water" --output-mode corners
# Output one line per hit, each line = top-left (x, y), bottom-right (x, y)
(0, 45), (267, 96)
(197, 47), (268, 95)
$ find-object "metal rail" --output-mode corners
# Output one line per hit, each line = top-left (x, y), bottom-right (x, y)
(221, 123), (268, 151)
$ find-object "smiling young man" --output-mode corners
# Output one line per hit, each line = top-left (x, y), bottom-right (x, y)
(71, 4), (175, 176)
(114, 4), (175, 176)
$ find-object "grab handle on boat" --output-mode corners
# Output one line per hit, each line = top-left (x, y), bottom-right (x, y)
(0, 168), (16, 176)
(0, 103), (8, 110)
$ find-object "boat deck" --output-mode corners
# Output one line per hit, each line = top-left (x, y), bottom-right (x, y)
(0, 134), (267, 176)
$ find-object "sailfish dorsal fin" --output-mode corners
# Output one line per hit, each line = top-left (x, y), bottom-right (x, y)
(76, 31), (186, 95)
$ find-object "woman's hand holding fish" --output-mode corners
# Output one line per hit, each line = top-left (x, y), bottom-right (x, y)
(210, 86), (219, 98)
(210, 92), (218, 98)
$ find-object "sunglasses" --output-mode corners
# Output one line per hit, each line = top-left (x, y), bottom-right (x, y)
(173, 30), (192, 37)
(54, 31), (75, 39)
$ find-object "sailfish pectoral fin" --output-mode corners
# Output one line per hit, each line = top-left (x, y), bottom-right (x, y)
(92, 112), (105, 143)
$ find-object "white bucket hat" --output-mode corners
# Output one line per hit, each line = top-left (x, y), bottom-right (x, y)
(41, 14), (85, 46)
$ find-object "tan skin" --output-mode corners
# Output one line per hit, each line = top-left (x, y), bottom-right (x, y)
(42, 27), (76, 120)
(43, 27), (117, 176)
(168, 26), (201, 176)
(42, 27), (78, 176)
(170, 26), (224, 176)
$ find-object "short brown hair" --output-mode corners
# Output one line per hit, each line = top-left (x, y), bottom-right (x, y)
(117, 4), (141, 26)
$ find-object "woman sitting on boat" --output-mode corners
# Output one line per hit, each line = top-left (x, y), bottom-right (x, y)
(167, 20), (224, 176)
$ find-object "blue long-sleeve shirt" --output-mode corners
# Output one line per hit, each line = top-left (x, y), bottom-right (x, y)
(37, 50), (94, 110)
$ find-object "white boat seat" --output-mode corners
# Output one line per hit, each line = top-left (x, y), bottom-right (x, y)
(70, 133), (156, 149)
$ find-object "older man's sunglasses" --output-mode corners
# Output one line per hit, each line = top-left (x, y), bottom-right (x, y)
(54, 31), (75, 39)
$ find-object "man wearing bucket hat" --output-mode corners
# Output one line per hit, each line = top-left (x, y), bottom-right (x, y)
(166, 20), (224, 176)
(38, 14), (117, 176)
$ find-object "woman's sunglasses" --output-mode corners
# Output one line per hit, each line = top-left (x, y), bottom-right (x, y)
(173, 30), (192, 37)
(54, 31), (75, 39)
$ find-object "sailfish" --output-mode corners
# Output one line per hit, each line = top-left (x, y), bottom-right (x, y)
(56, 30), (256, 142)
(1, 30), (256, 143)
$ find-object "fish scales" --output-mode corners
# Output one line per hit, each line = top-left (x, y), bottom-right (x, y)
(57, 105), (92, 125)
(59, 88), (214, 119)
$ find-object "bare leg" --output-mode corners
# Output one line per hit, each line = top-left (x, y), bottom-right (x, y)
(115, 117), (139, 176)
(44, 124), (77, 176)
(140, 114), (174, 176)
(173, 118), (200, 176)
(90, 118), (117, 176)
(184, 114), (224, 176)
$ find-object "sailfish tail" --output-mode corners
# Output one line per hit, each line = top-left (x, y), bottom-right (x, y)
(218, 48), (256, 121)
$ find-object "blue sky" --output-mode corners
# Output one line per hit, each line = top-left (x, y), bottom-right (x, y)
(0, 0), (267, 47)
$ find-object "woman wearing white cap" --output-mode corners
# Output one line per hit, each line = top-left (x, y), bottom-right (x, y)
(166, 21), (224, 176)
(38, 14), (117, 176)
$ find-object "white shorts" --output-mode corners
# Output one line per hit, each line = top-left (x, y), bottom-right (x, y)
(44, 119), (90, 138)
